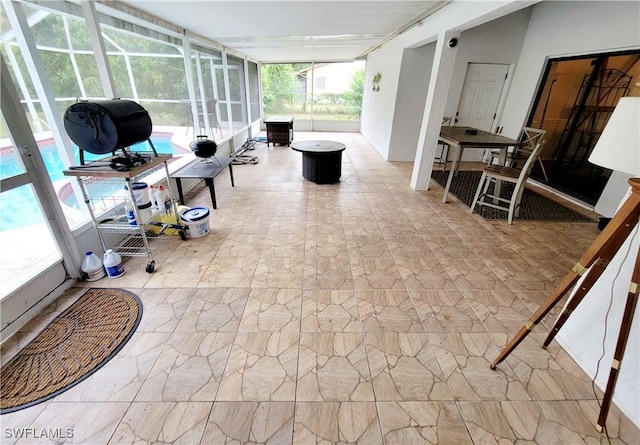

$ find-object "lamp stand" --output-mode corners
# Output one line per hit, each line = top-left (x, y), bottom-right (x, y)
(491, 178), (640, 432)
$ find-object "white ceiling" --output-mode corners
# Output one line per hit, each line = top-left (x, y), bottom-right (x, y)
(121, 1), (450, 62)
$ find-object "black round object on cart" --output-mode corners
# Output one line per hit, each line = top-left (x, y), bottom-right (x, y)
(64, 99), (152, 155)
(190, 135), (218, 158)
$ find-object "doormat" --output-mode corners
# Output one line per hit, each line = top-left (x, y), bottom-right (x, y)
(431, 170), (596, 222)
(0, 288), (142, 414)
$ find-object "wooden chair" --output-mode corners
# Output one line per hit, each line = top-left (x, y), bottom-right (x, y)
(433, 116), (453, 170)
(471, 139), (545, 224)
(489, 127), (548, 181)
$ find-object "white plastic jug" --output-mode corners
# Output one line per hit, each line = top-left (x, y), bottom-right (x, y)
(148, 184), (159, 210)
(125, 202), (137, 226)
(81, 251), (105, 281)
(103, 249), (125, 278)
(155, 185), (172, 213)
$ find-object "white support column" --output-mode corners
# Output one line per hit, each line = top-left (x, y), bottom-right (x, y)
(62, 16), (87, 99)
(258, 62), (264, 122)
(1, 54), (83, 277)
(194, 53), (211, 137)
(124, 53), (137, 99)
(182, 34), (200, 136)
(2, 41), (42, 133)
(210, 59), (221, 102)
(221, 49), (234, 137)
(243, 58), (252, 133)
(411, 31), (460, 190)
(310, 62), (315, 131)
(3, 0), (75, 167)
(238, 60), (248, 126)
(81, 0), (116, 99)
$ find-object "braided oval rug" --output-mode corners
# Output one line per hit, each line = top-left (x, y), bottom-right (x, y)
(1, 288), (142, 414)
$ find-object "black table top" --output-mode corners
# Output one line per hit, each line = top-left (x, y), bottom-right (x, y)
(171, 157), (232, 179)
(291, 140), (346, 154)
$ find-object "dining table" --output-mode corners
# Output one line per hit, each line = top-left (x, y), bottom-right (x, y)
(437, 126), (520, 203)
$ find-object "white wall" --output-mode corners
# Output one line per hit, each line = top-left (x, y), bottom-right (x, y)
(501, 0), (640, 425)
(361, 46), (406, 159)
(387, 44), (436, 161)
(560, 191), (640, 427)
(595, 171), (635, 218)
(361, 0), (640, 426)
(445, 8), (531, 162)
(500, 1), (640, 137)
(361, 0), (535, 160)
(386, 9), (531, 164)
(308, 62), (364, 95)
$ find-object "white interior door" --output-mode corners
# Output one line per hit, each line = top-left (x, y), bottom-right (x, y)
(455, 63), (509, 162)
(456, 63), (509, 130)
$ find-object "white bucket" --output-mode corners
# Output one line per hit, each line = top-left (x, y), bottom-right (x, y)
(137, 202), (153, 224)
(124, 182), (151, 207)
(180, 206), (210, 238)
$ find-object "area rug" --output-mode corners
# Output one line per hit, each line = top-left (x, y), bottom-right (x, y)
(431, 170), (596, 222)
(0, 288), (142, 414)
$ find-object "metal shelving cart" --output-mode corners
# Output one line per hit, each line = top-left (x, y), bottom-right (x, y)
(64, 153), (186, 273)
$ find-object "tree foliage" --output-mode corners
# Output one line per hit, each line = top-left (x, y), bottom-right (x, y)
(262, 63), (365, 119)
(345, 69), (365, 118)
(261, 64), (299, 113)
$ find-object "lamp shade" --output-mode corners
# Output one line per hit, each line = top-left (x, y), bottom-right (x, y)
(588, 96), (640, 176)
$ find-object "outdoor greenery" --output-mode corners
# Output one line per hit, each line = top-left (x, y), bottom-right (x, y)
(345, 69), (365, 118)
(261, 64), (303, 113)
(1, 2), (365, 141)
(262, 63), (365, 120)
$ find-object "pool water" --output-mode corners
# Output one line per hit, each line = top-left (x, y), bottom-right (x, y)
(0, 136), (184, 231)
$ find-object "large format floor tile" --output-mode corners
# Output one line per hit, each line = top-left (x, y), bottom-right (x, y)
(2, 132), (636, 445)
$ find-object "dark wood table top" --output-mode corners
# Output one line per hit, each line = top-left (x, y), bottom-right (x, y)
(291, 140), (346, 154)
(439, 126), (519, 147)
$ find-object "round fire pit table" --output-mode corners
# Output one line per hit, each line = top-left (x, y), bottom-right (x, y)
(291, 140), (346, 184)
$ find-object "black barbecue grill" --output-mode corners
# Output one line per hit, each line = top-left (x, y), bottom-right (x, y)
(64, 99), (157, 168)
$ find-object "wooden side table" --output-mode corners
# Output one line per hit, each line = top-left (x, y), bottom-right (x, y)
(265, 115), (294, 146)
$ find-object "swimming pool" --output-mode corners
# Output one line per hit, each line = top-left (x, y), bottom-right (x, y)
(0, 134), (189, 231)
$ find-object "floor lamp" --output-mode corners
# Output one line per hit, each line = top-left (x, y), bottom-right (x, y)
(490, 96), (640, 432)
